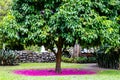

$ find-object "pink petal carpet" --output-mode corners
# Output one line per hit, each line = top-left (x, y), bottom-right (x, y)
(13, 68), (96, 76)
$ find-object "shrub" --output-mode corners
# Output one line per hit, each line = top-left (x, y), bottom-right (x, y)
(0, 49), (19, 65)
(75, 56), (97, 63)
(62, 56), (97, 63)
(75, 56), (88, 63)
(96, 45), (119, 69)
(87, 57), (96, 63)
(24, 45), (41, 53)
(62, 56), (74, 63)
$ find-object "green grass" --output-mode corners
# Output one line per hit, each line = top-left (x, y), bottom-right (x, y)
(0, 63), (120, 80)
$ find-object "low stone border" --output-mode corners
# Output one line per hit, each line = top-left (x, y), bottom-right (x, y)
(15, 50), (56, 63)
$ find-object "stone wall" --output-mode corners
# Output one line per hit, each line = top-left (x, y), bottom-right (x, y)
(15, 50), (56, 63)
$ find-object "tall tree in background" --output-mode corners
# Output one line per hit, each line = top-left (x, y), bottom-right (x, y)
(0, 0), (12, 49)
(1, 0), (120, 73)
(1, 0), (62, 50)
(0, 0), (12, 21)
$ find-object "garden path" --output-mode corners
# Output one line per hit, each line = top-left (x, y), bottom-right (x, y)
(82, 63), (115, 71)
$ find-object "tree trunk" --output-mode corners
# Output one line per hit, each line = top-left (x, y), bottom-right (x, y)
(55, 37), (63, 74)
(55, 50), (62, 73)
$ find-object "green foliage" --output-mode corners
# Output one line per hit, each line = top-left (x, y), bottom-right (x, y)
(0, 25), (2, 49)
(1, 0), (120, 52)
(0, 49), (19, 65)
(75, 57), (88, 63)
(88, 57), (97, 63)
(0, 13), (24, 50)
(62, 56), (74, 63)
(24, 45), (41, 53)
(96, 45), (119, 69)
(49, 0), (120, 51)
(62, 56), (96, 63)
(97, 53), (119, 69)
(0, 0), (12, 49)
(0, 0), (12, 21)
(75, 56), (96, 63)
(1, 0), (63, 50)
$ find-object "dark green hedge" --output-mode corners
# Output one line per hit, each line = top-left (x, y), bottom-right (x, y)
(97, 52), (119, 69)
(96, 46), (120, 69)
(62, 56), (96, 63)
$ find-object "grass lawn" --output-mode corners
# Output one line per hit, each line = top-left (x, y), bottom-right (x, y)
(0, 62), (120, 80)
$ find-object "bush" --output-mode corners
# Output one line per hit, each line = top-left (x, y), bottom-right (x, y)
(75, 57), (88, 63)
(97, 52), (119, 69)
(24, 45), (41, 53)
(75, 56), (96, 63)
(62, 56), (74, 63)
(0, 50), (19, 65)
(62, 56), (96, 63)
(87, 57), (96, 63)
(96, 45), (119, 69)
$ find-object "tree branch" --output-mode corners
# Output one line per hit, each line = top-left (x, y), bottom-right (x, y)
(51, 48), (57, 56)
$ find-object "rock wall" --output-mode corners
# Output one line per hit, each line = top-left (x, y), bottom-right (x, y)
(15, 50), (56, 63)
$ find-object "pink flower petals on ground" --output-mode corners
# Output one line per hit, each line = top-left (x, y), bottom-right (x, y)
(13, 68), (96, 76)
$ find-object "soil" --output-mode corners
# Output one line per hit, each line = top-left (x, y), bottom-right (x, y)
(82, 63), (115, 71)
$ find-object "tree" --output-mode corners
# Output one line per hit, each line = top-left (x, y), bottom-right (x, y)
(1, 0), (62, 49)
(0, 0), (12, 49)
(49, 0), (120, 73)
(1, 0), (120, 73)
(0, 13), (22, 50)
(0, 0), (12, 21)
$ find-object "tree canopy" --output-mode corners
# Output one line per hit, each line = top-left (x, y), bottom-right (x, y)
(0, 0), (12, 49)
(0, 0), (12, 21)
